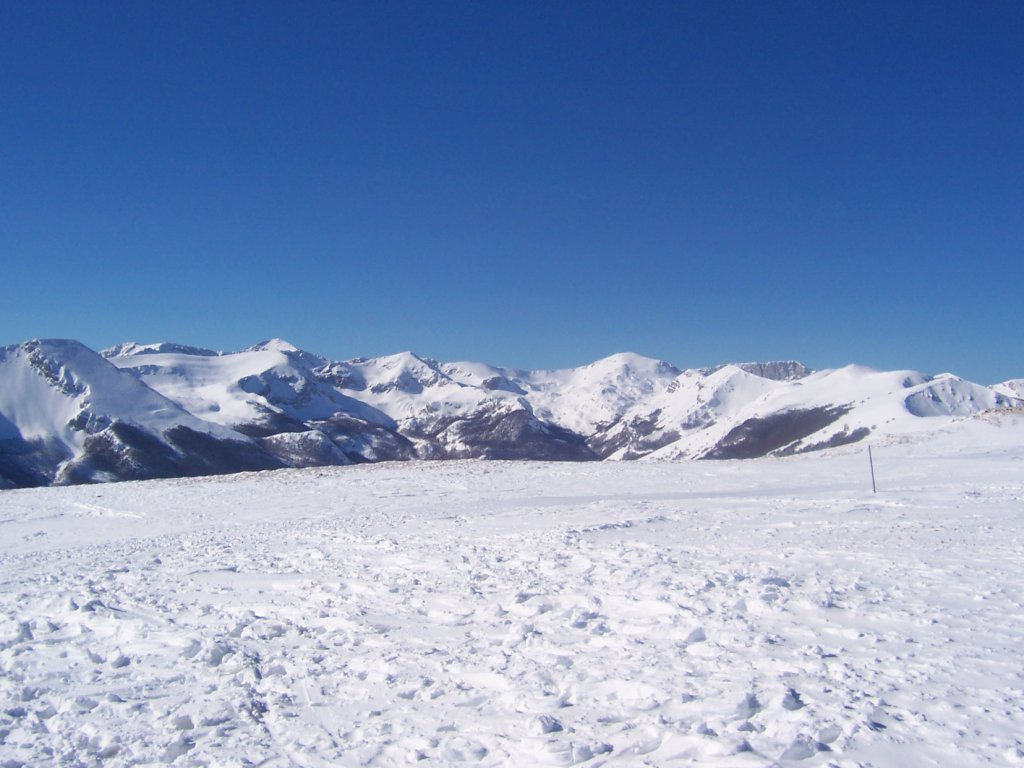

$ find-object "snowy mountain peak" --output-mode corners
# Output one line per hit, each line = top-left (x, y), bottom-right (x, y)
(698, 360), (811, 381)
(349, 351), (454, 396)
(585, 352), (681, 376)
(993, 379), (1024, 399)
(22, 337), (96, 362)
(102, 342), (221, 358)
(735, 360), (811, 381)
(374, 350), (437, 367)
(0, 339), (279, 488)
(246, 339), (301, 354)
(17, 339), (97, 397)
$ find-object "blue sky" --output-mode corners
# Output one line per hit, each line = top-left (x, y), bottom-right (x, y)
(2, 2), (1021, 382)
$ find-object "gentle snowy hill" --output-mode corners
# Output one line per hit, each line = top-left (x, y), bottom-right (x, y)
(2, 337), (1021, 487)
(3, 434), (1024, 764)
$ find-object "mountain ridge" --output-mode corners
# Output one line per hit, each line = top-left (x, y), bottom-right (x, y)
(2, 337), (1020, 488)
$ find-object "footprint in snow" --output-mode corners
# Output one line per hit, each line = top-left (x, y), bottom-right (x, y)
(780, 733), (823, 760)
(684, 626), (707, 645)
(735, 692), (762, 719)
(528, 714), (564, 735)
(782, 688), (806, 710)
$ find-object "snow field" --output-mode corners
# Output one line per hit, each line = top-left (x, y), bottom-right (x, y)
(1, 446), (1023, 766)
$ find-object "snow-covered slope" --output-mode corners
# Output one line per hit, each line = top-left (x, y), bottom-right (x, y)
(511, 353), (682, 435)
(590, 364), (784, 459)
(0, 340), (282, 487)
(3, 432), (1024, 764)
(105, 340), (413, 467)
(636, 365), (1021, 461)
(993, 378), (1024, 400)
(106, 339), (384, 432)
(3, 337), (1021, 488)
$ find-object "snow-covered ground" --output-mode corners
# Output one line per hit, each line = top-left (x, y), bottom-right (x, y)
(2, 417), (1023, 766)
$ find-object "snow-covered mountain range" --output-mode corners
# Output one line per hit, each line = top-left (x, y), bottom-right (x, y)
(1, 338), (1020, 488)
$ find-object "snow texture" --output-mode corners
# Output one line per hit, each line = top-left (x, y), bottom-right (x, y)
(2, 414), (1023, 765)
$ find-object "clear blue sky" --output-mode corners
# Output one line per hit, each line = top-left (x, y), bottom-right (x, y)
(2, 2), (1021, 382)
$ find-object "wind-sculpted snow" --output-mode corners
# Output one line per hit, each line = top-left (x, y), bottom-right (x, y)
(2, 425), (1023, 765)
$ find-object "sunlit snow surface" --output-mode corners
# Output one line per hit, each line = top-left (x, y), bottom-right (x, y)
(2, 420), (1023, 766)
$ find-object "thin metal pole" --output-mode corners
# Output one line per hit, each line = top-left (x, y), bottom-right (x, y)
(868, 445), (877, 494)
